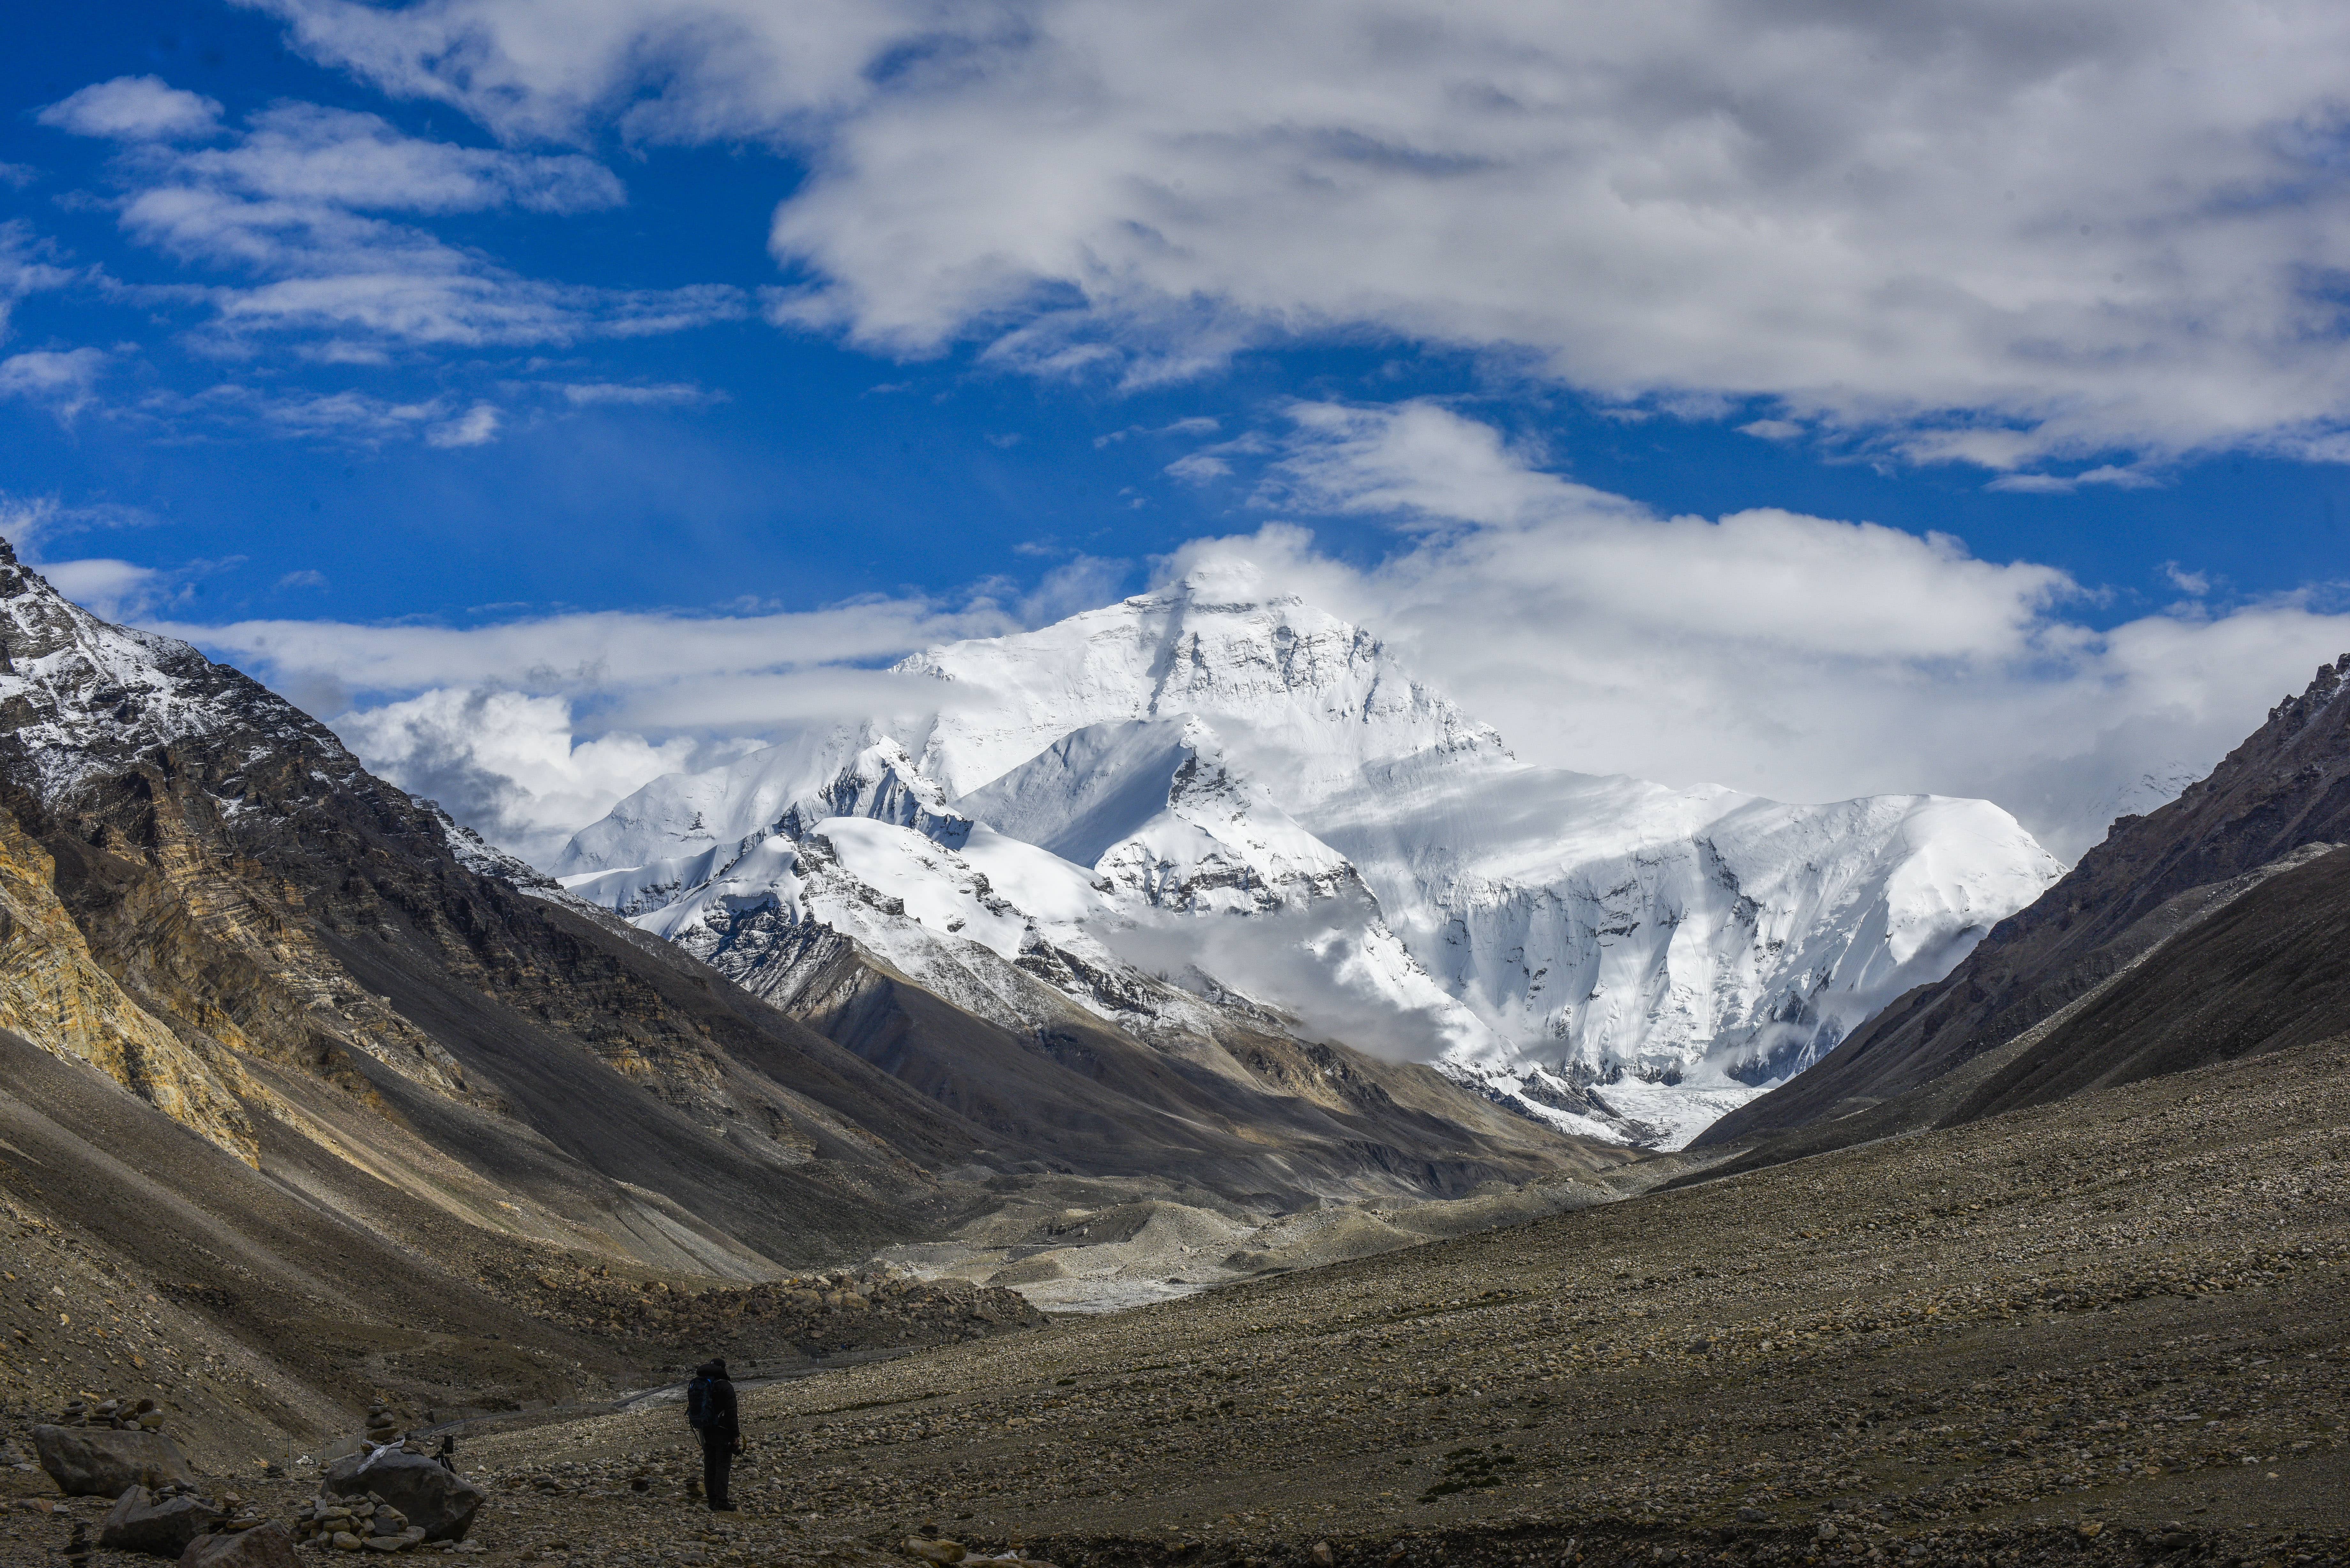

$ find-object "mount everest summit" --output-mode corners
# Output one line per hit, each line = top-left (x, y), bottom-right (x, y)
(554, 564), (2063, 1148)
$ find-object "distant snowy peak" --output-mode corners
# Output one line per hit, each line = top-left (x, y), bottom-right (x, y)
(552, 726), (961, 878)
(962, 715), (1351, 914)
(893, 563), (1507, 798)
(555, 566), (2064, 1150)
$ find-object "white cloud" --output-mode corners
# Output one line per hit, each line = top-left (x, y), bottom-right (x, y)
(425, 402), (501, 447)
(39, 76), (222, 141)
(37, 558), (170, 622)
(1164, 452), (1232, 484)
(1153, 401), (2350, 858)
(555, 381), (716, 406)
(334, 689), (708, 867)
(174, 102), (623, 215)
(1986, 462), (2164, 495)
(1095, 415), (1220, 448)
(50, 87), (739, 357)
(0, 348), (106, 419)
(250, 0), (2350, 464)
(0, 223), (80, 342)
(144, 384), (467, 445)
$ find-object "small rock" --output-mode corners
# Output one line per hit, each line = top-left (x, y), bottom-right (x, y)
(180, 1524), (300, 1568)
(904, 1539), (967, 1564)
(334, 1534), (365, 1551)
(101, 1485), (225, 1558)
(1310, 1544), (1335, 1567)
(1816, 1522), (1838, 1541)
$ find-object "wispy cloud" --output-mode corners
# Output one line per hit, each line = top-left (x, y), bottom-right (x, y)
(44, 83), (745, 359)
(555, 380), (718, 406)
(425, 402), (500, 447)
(0, 348), (106, 420)
(39, 76), (222, 141)
(89, 401), (2346, 870)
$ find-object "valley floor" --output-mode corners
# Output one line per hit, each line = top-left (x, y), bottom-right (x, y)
(10, 1037), (2350, 1567)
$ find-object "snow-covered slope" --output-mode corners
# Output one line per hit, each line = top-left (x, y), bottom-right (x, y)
(557, 563), (2063, 1148)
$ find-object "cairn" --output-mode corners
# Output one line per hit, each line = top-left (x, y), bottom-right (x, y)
(364, 1403), (402, 1448)
(292, 1492), (427, 1553)
(289, 1403), (451, 1553)
(56, 1393), (166, 1432)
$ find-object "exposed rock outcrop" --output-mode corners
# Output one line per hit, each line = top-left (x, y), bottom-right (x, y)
(32, 1424), (198, 1496)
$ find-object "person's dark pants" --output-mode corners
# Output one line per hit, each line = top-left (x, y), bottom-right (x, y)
(700, 1432), (733, 1510)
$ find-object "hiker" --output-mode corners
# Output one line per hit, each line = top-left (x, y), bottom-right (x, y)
(685, 1357), (741, 1512)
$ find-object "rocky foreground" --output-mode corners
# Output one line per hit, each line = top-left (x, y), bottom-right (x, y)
(12, 1034), (2345, 1568)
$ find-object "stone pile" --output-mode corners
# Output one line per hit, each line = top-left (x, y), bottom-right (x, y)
(291, 1492), (428, 1553)
(279, 1400), (487, 1552)
(56, 1393), (169, 1431)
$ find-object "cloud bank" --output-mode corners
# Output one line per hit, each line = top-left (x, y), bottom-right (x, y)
(249, 0), (2350, 471)
(103, 400), (2348, 867)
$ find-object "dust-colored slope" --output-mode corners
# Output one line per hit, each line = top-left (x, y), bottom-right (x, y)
(778, 936), (1624, 1202)
(0, 1030), (630, 1464)
(418, 1035), (2350, 1568)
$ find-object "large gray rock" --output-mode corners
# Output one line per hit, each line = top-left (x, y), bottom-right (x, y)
(322, 1451), (486, 1542)
(180, 1524), (299, 1568)
(31, 1426), (198, 1497)
(102, 1487), (224, 1557)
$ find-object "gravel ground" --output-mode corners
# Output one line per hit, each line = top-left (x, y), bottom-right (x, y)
(9, 1038), (2350, 1568)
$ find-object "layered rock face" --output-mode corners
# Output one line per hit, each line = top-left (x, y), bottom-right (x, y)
(560, 564), (2059, 1146)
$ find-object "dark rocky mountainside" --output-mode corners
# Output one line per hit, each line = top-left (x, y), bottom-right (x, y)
(1698, 652), (2350, 1156)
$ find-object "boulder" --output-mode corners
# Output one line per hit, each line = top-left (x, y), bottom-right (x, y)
(180, 1524), (299, 1568)
(31, 1425), (198, 1497)
(101, 1488), (224, 1557)
(322, 1451), (486, 1542)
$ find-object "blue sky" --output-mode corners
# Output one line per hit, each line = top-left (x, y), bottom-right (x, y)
(8, 0), (2350, 864)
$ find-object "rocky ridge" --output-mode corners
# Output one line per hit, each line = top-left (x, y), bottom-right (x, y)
(1703, 651), (2350, 1150)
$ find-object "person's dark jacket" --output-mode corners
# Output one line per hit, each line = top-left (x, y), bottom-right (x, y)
(686, 1361), (739, 1445)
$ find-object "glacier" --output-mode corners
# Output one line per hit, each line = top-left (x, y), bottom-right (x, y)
(553, 562), (2062, 1148)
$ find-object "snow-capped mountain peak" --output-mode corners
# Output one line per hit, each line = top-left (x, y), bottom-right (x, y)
(557, 572), (2063, 1148)
(0, 541), (350, 808)
(894, 565), (1507, 799)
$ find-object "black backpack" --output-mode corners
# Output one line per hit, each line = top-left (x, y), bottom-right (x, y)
(686, 1376), (713, 1429)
